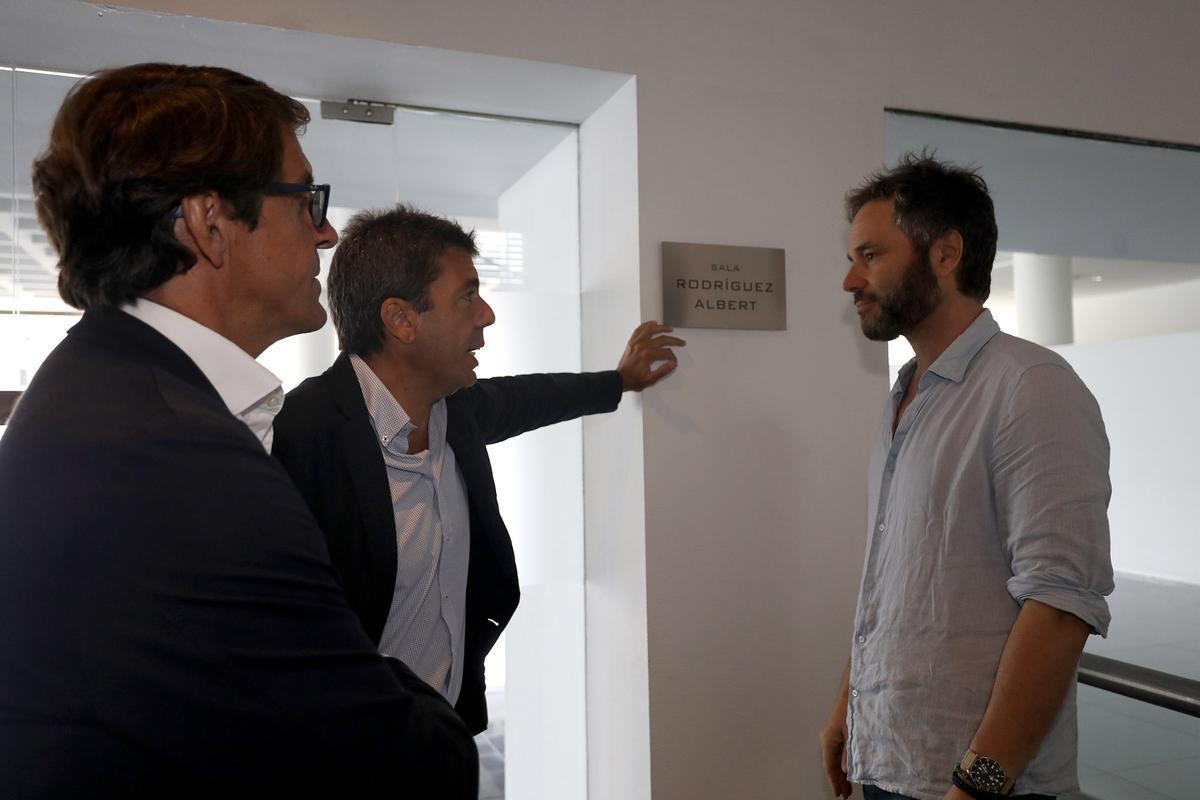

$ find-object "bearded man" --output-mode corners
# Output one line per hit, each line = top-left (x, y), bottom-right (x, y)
(819, 154), (1113, 800)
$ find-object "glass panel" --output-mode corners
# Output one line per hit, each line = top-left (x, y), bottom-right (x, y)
(0, 67), (83, 442)
(884, 114), (1200, 379)
(2, 68), (12, 315)
(0, 67), (11, 437)
(261, 102), (584, 800)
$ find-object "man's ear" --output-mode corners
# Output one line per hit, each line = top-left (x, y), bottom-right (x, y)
(380, 297), (419, 345)
(929, 229), (964, 280)
(174, 191), (230, 268)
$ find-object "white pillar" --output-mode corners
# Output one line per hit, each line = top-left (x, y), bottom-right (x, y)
(1013, 252), (1074, 346)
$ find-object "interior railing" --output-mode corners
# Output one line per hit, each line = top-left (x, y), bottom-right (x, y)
(1065, 653), (1200, 800)
(1078, 652), (1200, 718)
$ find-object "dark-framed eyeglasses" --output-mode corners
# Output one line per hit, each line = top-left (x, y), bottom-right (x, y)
(168, 181), (332, 229)
(265, 181), (332, 229)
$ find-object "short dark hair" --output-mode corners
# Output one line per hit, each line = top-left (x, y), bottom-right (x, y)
(327, 204), (479, 357)
(32, 63), (310, 309)
(845, 152), (997, 302)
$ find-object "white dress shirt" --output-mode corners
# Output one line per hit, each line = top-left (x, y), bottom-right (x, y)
(120, 299), (285, 452)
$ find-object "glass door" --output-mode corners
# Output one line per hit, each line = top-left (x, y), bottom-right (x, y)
(2, 65), (590, 799)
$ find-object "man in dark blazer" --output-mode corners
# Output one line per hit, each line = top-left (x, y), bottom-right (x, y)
(0, 64), (476, 797)
(272, 205), (683, 734)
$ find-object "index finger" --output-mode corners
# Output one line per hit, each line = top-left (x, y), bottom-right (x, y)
(634, 321), (674, 338)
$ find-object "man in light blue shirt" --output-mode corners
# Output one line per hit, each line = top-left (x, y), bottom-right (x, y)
(820, 155), (1113, 800)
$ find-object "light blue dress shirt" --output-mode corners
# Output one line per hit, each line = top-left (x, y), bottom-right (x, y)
(847, 310), (1114, 800)
(350, 355), (471, 704)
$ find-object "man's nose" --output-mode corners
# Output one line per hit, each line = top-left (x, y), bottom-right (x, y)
(317, 219), (338, 249)
(842, 264), (864, 294)
(478, 296), (496, 327)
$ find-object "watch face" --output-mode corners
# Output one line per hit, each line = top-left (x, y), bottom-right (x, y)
(967, 756), (1009, 793)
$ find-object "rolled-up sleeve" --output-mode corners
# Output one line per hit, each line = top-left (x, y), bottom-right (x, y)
(994, 362), (1115, 635)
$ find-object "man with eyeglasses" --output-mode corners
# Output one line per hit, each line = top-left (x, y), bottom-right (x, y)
(0, 63), (476, 796)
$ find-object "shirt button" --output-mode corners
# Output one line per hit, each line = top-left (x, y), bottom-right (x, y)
(850, 689), (859, 698)
(266, 395), (280, 408)
(877, 523), (886, 533)
(857, 635), (866, 644)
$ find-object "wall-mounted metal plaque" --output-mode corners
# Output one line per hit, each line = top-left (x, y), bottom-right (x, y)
(661, 242), (786, 330)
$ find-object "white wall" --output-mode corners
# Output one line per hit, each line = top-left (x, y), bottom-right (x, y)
(19, 2), (1200, 796)
(1056, 331), (1200, 585)
(578, 78), (652, 800)
(1074, 277), (1200, 345)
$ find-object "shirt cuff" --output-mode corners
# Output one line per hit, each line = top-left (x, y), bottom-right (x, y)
(1007, 574), (1112, 637)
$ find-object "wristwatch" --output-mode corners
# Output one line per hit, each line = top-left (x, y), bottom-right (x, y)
(954, 748), (1014, 796)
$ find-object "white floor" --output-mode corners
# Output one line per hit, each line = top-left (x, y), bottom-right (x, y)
(476, 689), (505, 800)
(474, 573), (1199, 800)
(1070, 573), (1200, 800)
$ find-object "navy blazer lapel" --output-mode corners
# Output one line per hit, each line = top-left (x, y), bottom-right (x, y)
(326, 354), (399, 613)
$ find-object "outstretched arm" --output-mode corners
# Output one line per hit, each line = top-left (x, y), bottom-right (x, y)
(465, 321), (686, 444)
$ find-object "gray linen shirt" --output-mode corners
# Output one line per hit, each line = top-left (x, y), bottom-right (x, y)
(846, 310), (1114, 800)
(350, 355), (471, 704)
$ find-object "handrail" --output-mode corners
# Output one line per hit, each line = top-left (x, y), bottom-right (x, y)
(1078, 652), (1200, 718)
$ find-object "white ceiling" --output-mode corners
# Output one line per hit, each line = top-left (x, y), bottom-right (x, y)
(299, 101), (575, 220)
(0, 0), (631, 125)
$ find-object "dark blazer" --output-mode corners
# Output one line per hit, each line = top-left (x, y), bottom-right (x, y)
(0, 309), (477, 798)
(272, 352), (623, 733)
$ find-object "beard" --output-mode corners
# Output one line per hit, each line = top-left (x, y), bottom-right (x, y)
(855, 253), (942, 341)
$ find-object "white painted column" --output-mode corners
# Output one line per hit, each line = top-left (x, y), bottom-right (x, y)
(493, 132), (586, 800)
(579, 78), (652, 800)
(1013, 252), (1074, 346)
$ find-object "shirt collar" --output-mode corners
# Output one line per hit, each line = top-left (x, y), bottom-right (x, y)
(891, 358), (918, 401)
(120, 298), (282, 417)
(349, 353), (414, 447)
(349, 354), (449, 468)
(925, 308), (1000, 384)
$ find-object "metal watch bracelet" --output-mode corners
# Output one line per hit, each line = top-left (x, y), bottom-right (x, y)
(952, 768), (1011, 800)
